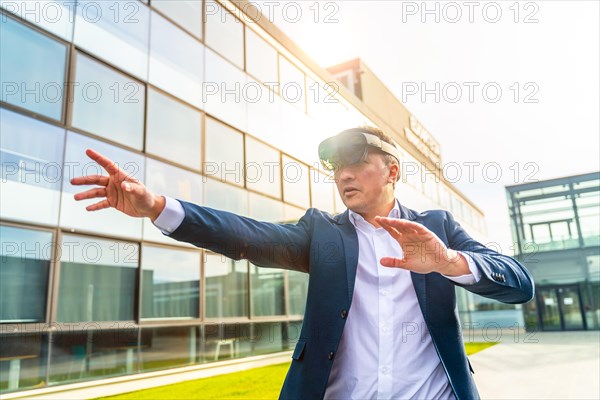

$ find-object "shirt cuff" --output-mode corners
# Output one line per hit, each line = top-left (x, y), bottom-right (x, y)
(152, 196), (185, 235)
(443, 252), (482, 285)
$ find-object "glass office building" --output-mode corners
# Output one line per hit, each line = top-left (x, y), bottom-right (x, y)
(506, 172), (600, 331)
(2, 0), (494, 394)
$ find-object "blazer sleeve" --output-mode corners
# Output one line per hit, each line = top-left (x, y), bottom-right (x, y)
(444, 211), (535, 304)
(165, 199), (312, 273)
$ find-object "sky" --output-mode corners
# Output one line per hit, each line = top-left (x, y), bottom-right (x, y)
(250, 0), (600, 252)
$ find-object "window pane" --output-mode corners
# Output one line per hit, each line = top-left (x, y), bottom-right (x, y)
(245, 137), (281, 199)
(71, 53), (145, 150)
(282, 155), (310, 208)
(0, 331), (47, 391)
(251, 264), (284, 317)
(279, 56), (305, 111)
(140, 326), (198, 371)
(152, 0), (202, 39)
(248, 192), (284, 222)
(149, 11), (204, 108)
(60, 131), (145, 240)
(0, 0), (75, 40)
(0, 108), (64, 226)
(204, 48), (247, 132)
(141, 245), (200, 319)
(287, 270), (308, 315)
(204, 0), (243, 69)
(57, 235), (138, 322)
(205, 254), (248, 318)
(204, 179), (249, 216)
(74, 0), (150, 80)
(0, 226), (52, 323)
(142, 157), (203, 245)
(146, 89), (202, 170)
(204, 117), (244, 186)
(0, 16), (67, 120)
(310, 169), (335, 212)
(245, 27), (277, 85)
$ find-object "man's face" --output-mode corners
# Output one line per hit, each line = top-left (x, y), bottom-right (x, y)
(334, 150), (396, 215)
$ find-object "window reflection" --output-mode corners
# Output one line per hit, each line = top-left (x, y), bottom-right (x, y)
(152, 0), (203, 39)
(0, 16), (67, 120)
(204, 0), (244, 69)
(57, 234), (138, 322)
(0, 225), (52, 323)
(310, 169), (335, 213)
(251, 264), (284, 317)
(0, 108), (64, 225)
(282, 155), (310, 209)
(278, 56), (305, 111)
(245, 137), (281, 199)
(245, 27), (278, 85)
(205, 254), (248, 318)
(74, 0), (150, 80)
(149, 11), (204, 108)
(204, 117), (244, 187)
(71, 53), (145, 150)
(141, 245), (200, 319)
(146, 88), (202, 170)
(204, 179), (249, 216)
(0, 0), (75, 41)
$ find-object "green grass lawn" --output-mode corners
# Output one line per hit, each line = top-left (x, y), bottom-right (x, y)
(98, 342), (497, 400)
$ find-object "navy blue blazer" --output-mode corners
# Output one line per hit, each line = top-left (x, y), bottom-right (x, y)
(167, 199), (535, 400)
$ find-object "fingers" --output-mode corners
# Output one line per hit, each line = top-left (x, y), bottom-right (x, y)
(85, 148), (121, 176)
(380, 256), (407, 268)
(70, 175), (109, 186)
(375, 217), (427, 235)
(85, 199), (111, 212)
(74, 187), (106, 201)
(378, 222), (402, 242)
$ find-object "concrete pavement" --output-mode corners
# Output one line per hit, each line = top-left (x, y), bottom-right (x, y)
(470, 331), (600, 399)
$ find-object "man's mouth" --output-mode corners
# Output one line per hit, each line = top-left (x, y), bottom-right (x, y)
(344, 187), (359, 196)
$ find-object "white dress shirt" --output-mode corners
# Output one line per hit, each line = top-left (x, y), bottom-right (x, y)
(153, 198), (481, 399)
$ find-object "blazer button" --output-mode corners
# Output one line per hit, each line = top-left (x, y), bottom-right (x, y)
(328, 351), (335, 360)
(341, 309), (348, 319)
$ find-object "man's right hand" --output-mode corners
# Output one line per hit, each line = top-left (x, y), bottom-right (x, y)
(70, 149), (165, 221)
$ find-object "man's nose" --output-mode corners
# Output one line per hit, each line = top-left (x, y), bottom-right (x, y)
(335, 165), (354, 181)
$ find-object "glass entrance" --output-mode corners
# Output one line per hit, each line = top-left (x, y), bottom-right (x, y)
(537, 285), (586, 330)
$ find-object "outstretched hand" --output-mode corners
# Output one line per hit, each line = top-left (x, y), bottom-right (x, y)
(374, 216), (469, 276)
(70, 149), (165, 220)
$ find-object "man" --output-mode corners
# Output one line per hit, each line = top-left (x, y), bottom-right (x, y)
(71, 126), (534, 400)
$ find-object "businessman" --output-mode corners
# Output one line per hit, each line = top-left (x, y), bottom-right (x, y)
(71, 126), (534, 400)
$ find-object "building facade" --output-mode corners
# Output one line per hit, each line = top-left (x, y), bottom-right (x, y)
(2, 0), (510, 393)
(506, 172), (600, 331)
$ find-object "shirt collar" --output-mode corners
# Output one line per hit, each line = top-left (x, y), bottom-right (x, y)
(348, 199), (401, 228)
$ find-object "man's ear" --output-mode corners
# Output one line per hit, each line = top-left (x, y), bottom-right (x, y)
(388, 163), (399, 183)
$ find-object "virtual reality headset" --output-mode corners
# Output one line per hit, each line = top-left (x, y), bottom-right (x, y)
(318, 128), (400, 171)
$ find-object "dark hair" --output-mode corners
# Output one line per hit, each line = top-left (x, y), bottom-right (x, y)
(359, 125), (400, 183)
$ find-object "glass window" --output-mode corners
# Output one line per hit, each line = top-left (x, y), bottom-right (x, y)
(310, 169), (335, 212)
(0, 0), (75, 41)
(60, 131), (145, 240)
(71, 53), (145, 150)
(0, 16), (67, 120)
(142, 158), (203, 245)
(251, 264), (284, 317)
(0, 108), (64, 226)
(141, 245), (200, 319)
(245, 137), (281, 199)
(204, 179), (249, 216)
(74, 0), (150, 80)
(204, 48), (247, 132)
(152, 0), (202, 39)
(288, 270), (308, 315)
(149, 11), (204, 109)
(0, 331), (47, 391)
(204, 0), (244, 69)
(57, 234), (138, 322)
(0, 225), (52, 323)
(146, 88), (202, 170)
(282, 155), (310, 209)
(248, 192), (284, 223)
(204, 117), (244, 187)
(246, 75), (283, 148)
(49, 327), (139, 384)
(245, 27), (278, 85)
(278, 56), (305, 110)
(204, 253), (248, 318)
(140, 326), (199, 371)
